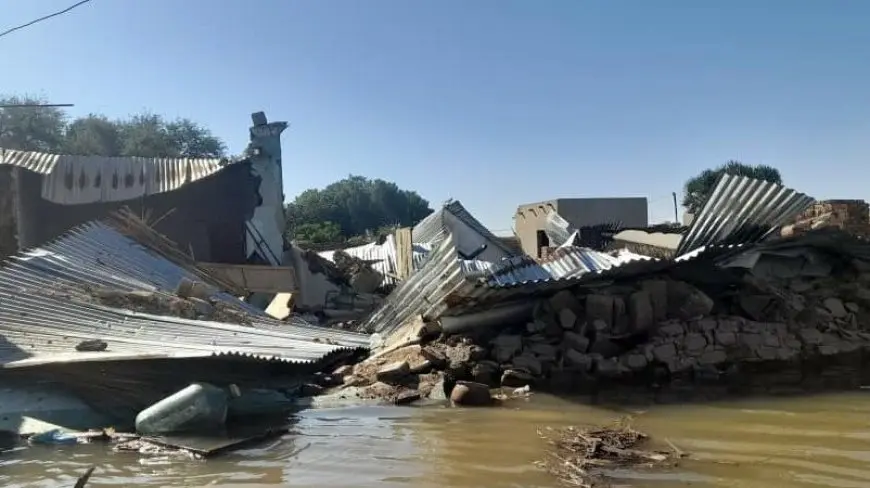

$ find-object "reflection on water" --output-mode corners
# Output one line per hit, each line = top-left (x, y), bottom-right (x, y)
(2, 391), (870, 488)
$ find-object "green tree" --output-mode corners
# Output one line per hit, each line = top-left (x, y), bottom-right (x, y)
(682, 160), (782, 214)
(0, 94), (227, 158)
(0, 95), (66, 151)
(292, 221), (344, 244)
(285, 175), (433, 241)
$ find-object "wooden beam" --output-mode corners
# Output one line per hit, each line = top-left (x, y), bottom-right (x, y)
(394, 227), (414, 280)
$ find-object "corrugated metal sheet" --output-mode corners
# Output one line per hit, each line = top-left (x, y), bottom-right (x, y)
(544, 211), (572, 246)
(0, 221), (369, 369)
(413, 200), (516, 255)
(0, 148), (241, 205)
(318, 235), (431, 286)
(675, 174), (815, 256)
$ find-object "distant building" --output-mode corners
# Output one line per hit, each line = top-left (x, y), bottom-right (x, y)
(0, 112), (287, 265)
(514, 197), (648, 258)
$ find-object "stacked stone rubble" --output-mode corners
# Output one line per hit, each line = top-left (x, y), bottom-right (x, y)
(784, 200), (870, 238)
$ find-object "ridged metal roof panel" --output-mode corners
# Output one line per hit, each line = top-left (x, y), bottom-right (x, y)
(318, 235), (432, 286)
(413, 200), (516, 255)
(0, 221), (369, 368)
(675, 174), (815, 256)
(0, 148), (242, 205)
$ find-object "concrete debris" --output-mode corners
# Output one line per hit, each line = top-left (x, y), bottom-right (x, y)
(83, 288), (253, 325)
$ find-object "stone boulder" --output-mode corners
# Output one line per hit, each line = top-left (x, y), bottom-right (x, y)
(450, 381), (492, 406)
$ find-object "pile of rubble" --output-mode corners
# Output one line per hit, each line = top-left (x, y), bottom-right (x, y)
(328, 242), (870, 403)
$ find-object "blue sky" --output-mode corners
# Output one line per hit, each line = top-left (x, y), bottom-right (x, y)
(2, 1), (869, 234)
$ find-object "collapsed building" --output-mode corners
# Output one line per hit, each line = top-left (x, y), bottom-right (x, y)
(328, 174), (870, 403)
(0, 112), (287, 266)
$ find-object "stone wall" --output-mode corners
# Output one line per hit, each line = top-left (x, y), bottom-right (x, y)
(0, 167), (18, 261)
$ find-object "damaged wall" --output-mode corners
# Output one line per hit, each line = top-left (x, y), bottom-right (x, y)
(784, 200), (870, 238)
(245, 113), (288, 265)
(0, 166), (18, 261)
(15, 162), (260, 264)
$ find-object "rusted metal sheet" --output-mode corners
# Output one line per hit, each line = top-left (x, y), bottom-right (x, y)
(197, 262), (297, 293)
(675, 174), (815, 256)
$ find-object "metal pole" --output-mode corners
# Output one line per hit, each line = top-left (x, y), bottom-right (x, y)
(672, 192), (679, 223)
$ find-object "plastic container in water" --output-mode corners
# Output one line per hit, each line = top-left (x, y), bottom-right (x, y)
(135, 383), (240, 436)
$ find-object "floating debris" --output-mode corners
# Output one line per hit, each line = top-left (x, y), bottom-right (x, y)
(536, 418), (685, 487)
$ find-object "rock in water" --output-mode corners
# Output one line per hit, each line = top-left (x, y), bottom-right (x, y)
(450, 381), (492, 406)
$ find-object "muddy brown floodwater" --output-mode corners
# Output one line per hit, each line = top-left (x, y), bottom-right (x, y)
(2, 391), (870, 488)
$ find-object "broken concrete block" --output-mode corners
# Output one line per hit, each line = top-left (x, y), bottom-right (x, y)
(563, 331), (589, 353)
(628, 291), (654, 332)
(823, 297), (847, 318)
(586, 295), (614, 328)
(376, 361), (410, 384)
(559, 308), (577, 330)
(450, 381), (492, 406)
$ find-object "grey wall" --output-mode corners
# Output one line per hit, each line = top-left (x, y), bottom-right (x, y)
(556, 197), (648, 229)
(15, 162), (261, 264)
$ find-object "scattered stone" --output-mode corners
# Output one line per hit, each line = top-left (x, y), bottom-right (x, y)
(668, 281), (714, 320)
(450, 381), (492, 406)
(333, 365), (353, 377)
(409, 359), (434, 374)
(592, 319), (610, 333)
(529, 343), (558, 361)
(501, 369), (536, 388)
(586, 295), (614, 328)
(512, 354), (543, 376)
(376, 361), (411, 384)
(641, 280), (668, 321)
(75, 339), (108, 352)
(824, 297), (848, 318)
(420, 346), (448, 368)
(588, 338), (622, 358)
(471, 361), (500, 386)
(526, 320), (547, 334)
(563, 331), (589, 353)
(628, 291), (654, 332)
(740, 295), (775, 321)
(559, 308), (577, 329)
(549, 290), (580, 313)
(658, 322), (685, 337)
(564, 349), (592, 371)
(684, 333), (707, 354)
(624, 354), (648, 371)
(395, 390), (422, 405)
(653, 343), (678, 363)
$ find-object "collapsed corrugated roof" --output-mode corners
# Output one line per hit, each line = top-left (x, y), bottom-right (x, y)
(675, 174), (815, 256)
(0, 148), (243, 205)
(413, 200), (516, 255)
(318, 235), (432, 286)
(0, 219), (369, 369)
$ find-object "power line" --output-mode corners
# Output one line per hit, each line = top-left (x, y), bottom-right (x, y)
(0, 0), (93, 40)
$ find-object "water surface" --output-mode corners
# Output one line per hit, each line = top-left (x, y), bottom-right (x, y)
(2, 391), (870, 488)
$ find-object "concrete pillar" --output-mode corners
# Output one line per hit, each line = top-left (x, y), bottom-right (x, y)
(246, 112), (288, 265)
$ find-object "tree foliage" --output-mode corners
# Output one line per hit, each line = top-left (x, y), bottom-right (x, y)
(285, 175), (433, 243)
(0, 95), (226, 158)
(682, 160), (782, 214)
